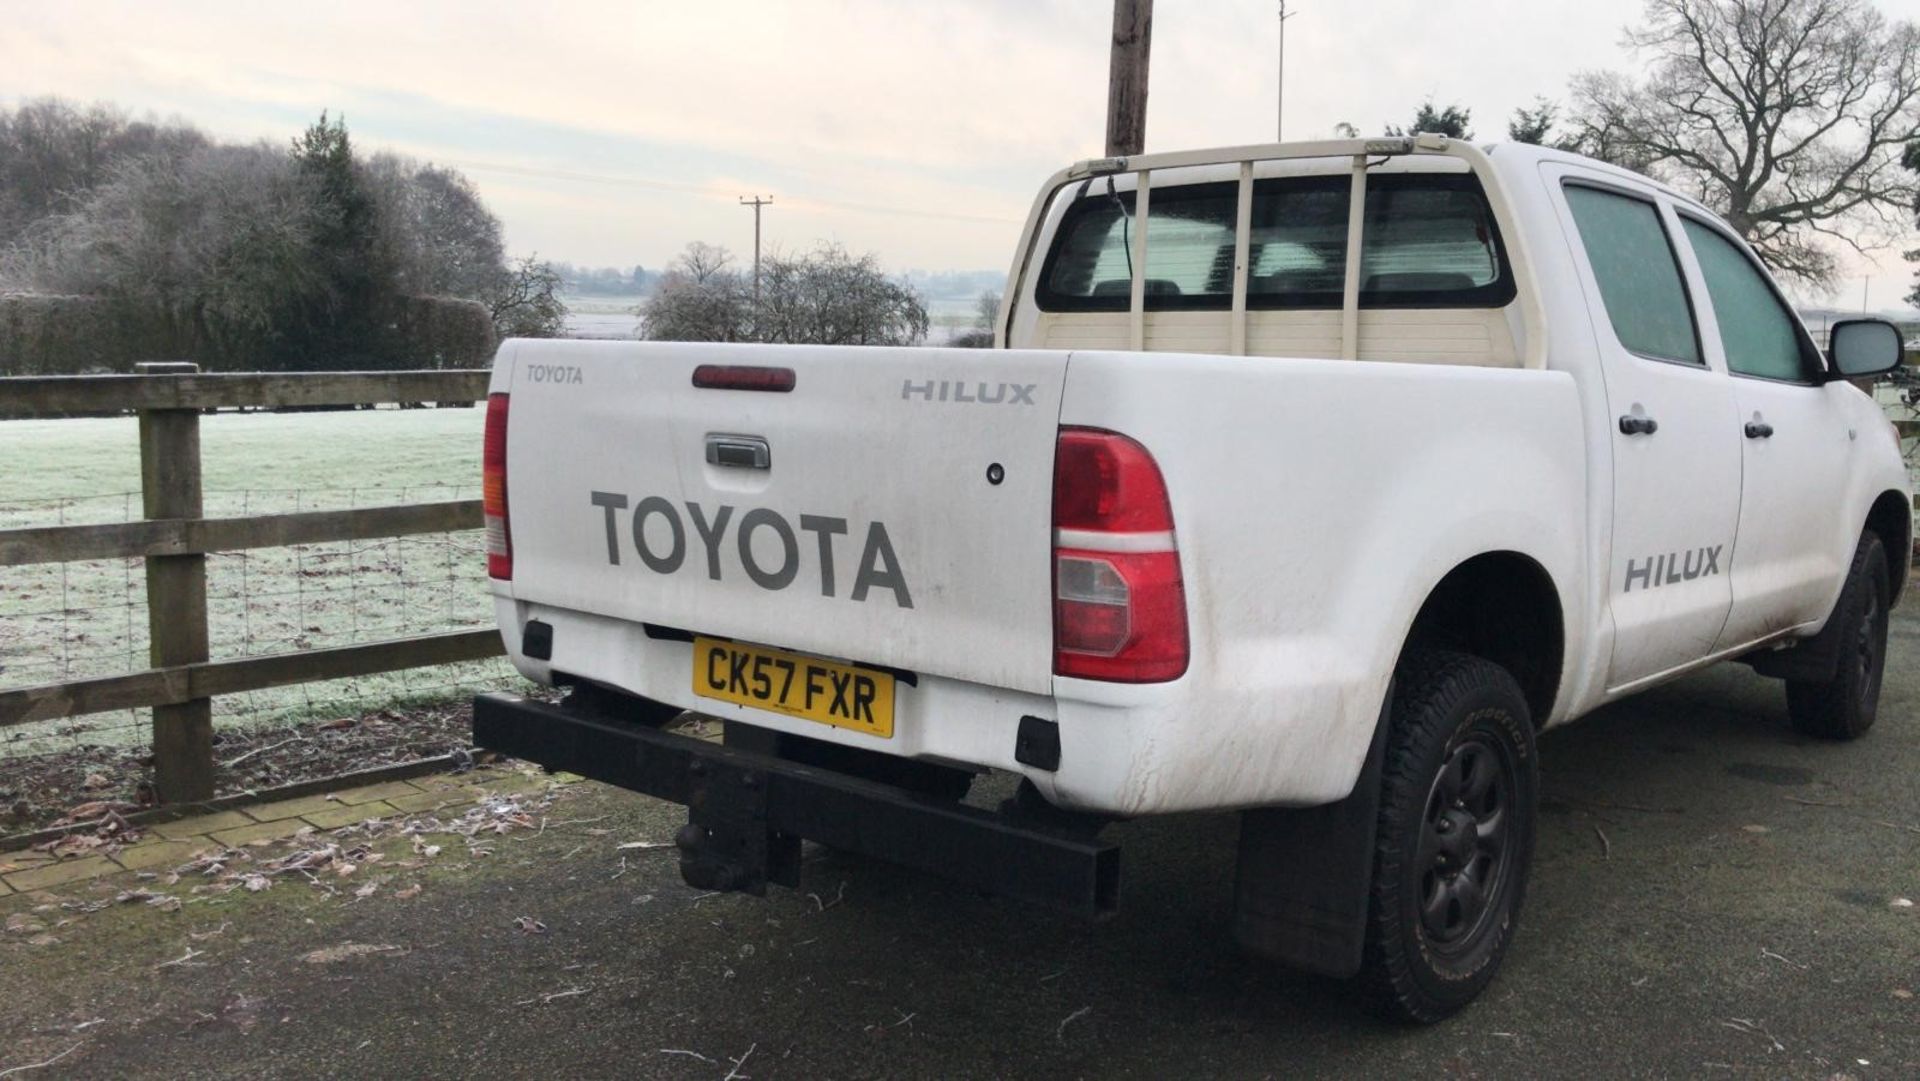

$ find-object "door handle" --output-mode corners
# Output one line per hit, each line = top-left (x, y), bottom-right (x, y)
(705, 434), (771, 469)
(1744, 420), (1774, 439)
(1618, 414), (1659, 436)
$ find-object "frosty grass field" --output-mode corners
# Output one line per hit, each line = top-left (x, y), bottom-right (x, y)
(0, 406), (526, 757)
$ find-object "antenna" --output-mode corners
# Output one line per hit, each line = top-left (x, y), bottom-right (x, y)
(1278, 1), (1299, 141)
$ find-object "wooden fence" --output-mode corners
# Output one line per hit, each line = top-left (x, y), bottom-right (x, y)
(0, 363), (502, 803)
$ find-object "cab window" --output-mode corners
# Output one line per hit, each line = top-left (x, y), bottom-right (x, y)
(1679, 218), (1821, 383)
(1037, 173), (1514, 311)
(1561, 184), (1701, 366)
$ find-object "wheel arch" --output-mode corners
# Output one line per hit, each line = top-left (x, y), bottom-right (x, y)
(1864, 489), (1911, 605)
(1399, 551), (1566, 727)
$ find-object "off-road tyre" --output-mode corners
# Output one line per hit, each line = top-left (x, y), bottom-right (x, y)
(1786, 532), (1890, 741)
(1359, 649), (1537, 1024)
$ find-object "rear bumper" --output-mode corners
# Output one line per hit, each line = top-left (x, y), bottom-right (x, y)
(493, 599), (1385, 815)
(472, 692), (1120, 916)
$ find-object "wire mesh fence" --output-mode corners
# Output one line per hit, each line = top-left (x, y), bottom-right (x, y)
(0, 481), (522, 760)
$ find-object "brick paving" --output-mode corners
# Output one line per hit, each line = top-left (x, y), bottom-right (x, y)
(0, 767), (579, 893)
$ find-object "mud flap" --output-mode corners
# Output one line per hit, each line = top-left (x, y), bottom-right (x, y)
(1743, 613), (1846, 682)
(1231, 698), (1389, 979)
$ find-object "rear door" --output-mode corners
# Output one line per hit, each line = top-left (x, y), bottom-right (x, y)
(503, 341), (1068, 695)
(1549, 172), (1742, 689)
(1673, 216), (1855, 648)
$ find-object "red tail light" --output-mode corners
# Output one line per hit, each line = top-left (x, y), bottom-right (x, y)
(483, 393), (512, 580)
(1052, 428), (1187, 682)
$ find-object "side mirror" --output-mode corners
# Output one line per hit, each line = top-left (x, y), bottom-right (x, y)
(1827, 318), (1905, 380)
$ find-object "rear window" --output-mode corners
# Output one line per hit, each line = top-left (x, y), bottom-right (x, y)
(1036, 173), (1514, 312)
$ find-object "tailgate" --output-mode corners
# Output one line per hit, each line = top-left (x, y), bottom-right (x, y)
(501, 340), (1068, 695)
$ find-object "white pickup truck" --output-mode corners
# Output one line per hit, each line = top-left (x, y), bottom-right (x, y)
(472, 136), (1911, 1021)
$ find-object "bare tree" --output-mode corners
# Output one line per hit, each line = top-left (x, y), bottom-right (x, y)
(362, 154), (507, 300)
(951, 289), (1001, 348)
(489, 254), (568, 338)
(754, 243), (929, 346)
(1568, 0), (1920, 286)
(641, 243), (753, 342)
(0, 98), (208, 246)
(640, 242), (927, 346)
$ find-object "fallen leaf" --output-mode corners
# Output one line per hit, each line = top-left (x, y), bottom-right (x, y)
(1893, 989), (1913, 999)
(1890, 898), (1914, 909)
(82, 773), (110, 789)
(353, 882), (379, 900)
(1740, 825), (1770, 834)
(394, 884), (422, 900)
(25, 933), (59, 947)
(301, 943), (408, 964)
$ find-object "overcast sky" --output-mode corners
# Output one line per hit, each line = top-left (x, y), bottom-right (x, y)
(7, 0), (1920, 308)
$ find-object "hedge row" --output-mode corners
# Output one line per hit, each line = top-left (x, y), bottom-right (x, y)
(0, 293), (496, 375)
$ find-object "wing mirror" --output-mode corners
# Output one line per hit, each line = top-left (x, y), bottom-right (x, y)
(1827, 318), (1906, 380)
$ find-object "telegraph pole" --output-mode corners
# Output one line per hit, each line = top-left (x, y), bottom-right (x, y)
(739, 195), (772, 299)
(1105, 0), (1152, 157)
(1277, 1), (1298, 142)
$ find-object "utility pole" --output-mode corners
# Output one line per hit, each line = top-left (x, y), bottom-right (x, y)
(1277, 1), (1298, 142)
(1105, 0), (1152, 157)
(739, 195), (772, 299)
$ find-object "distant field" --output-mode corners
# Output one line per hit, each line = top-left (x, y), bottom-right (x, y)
(0, 407), (526, 756)
(563, 294), (642, 340)
(561, 293), (986, 344)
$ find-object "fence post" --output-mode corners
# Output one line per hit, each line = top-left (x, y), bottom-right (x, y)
(136, 361), (213, 802)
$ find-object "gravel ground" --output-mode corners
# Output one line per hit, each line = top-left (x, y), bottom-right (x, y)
(3, 609), (1919, 1079)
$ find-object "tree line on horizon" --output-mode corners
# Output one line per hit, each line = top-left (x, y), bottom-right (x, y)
(0, 101), (565, 372)
(640, 241), (941, 347)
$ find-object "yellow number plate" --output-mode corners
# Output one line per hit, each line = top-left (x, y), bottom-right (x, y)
(691, 637), (895, 738)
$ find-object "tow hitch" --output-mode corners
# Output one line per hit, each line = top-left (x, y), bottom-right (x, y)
(472, 692), (1120, 916)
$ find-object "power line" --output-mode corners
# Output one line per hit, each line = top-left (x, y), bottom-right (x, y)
(442, 156), (1021, 226)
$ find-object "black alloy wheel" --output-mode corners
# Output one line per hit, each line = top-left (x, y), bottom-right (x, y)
(1787, 532), (1890, 741)
(1416, 736), (1517, 950)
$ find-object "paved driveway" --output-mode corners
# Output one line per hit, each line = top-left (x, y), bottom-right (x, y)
(4, 612), (1919, 1079)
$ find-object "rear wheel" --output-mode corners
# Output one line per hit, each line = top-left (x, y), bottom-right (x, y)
(1359, 649), (1536, 1024)
(1785, 533), (1890, 741)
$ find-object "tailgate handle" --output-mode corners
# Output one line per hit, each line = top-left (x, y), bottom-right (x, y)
(706, 434), (771, 470)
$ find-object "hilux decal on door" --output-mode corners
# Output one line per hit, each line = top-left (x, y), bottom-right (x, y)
(1622, 546), (1723, 593)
